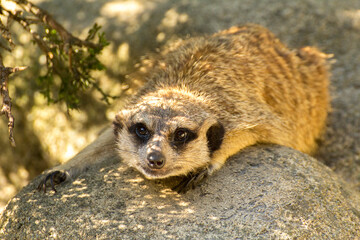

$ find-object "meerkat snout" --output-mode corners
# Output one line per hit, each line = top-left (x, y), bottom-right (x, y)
(147, 151), (165, 169)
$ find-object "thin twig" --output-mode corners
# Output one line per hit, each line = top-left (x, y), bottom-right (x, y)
(13, 0), (100, 50)
(0, 54), (27, 146)
(0, 18), (15, 51)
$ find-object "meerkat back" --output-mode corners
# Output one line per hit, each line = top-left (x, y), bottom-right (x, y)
(207, 25), (330, 155)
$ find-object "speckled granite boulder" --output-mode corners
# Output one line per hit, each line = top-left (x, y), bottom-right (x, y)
(1, 146), (359, 239)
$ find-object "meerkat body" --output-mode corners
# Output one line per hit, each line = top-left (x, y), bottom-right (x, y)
(38, 24), (330, 193)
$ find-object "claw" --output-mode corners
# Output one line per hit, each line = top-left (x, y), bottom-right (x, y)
(37, 170), (67, 193)
(172, 168), (209, 193)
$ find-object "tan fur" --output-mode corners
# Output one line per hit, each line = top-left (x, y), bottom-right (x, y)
(40, 24), (330, 191)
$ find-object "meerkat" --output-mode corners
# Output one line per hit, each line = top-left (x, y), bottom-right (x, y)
(38, 24), (330, 193)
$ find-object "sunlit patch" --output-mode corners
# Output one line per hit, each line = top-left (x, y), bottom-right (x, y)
(100, 1), (145, 20)
(1, 0), (19, 12)
(117, 42), (130, 62)
(337, 9), (360, 29)
(126, 177), (144, 183)
(160, 8), (189, 29)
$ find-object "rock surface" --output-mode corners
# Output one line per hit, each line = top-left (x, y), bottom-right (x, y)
(1, 146), (360, 239)
(1, 0), (360, 238)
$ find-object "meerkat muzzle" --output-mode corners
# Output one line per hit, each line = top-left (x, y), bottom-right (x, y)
(147, 151), (165, 169)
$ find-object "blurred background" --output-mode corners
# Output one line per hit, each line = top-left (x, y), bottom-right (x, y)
(1, 0), (360, 213)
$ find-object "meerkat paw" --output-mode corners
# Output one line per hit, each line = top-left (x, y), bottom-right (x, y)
(37, 170), (68, 193)
(172, 168), (209, 193)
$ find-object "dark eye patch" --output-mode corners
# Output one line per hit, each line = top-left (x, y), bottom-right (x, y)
(171, 128), (197, 149)
(129, 123), (152, 144)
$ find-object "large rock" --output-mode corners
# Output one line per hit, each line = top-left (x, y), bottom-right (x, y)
(1, 146), (359, 239)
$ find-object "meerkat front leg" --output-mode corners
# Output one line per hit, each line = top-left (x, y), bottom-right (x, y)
(172, 128), (259, 193)
(171, 168), (210, 193)
(208, 129), (259, 174)
(37, 127), (117, 192)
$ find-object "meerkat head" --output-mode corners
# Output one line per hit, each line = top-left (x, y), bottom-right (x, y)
(112, 88), (225, 179)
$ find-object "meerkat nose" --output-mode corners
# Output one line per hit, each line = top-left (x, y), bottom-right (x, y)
(147, 151), (165, 169)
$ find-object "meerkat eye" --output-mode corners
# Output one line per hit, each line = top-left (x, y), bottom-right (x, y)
(131, 123), (151, 141)
(173, 128), (196, 146)
(174, 129), (189, 142)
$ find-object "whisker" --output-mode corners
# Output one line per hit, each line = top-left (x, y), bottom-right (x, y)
(115, 148), (138, 154)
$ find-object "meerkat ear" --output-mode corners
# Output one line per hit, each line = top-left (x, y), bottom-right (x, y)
(112, 113), (125, 136)
(206, 121), (225, 154)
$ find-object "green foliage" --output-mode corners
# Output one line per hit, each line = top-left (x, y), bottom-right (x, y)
(37, 24), (110, 109)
